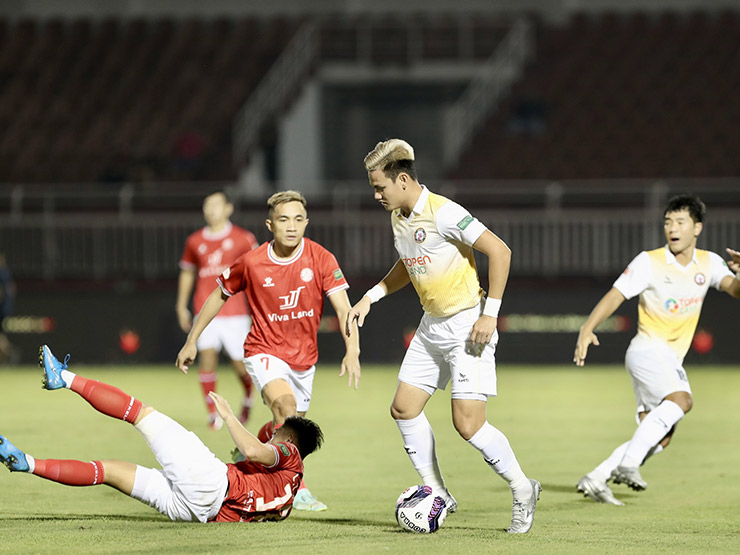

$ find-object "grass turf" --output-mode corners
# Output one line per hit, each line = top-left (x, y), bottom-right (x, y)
(1, 362), (740, 554)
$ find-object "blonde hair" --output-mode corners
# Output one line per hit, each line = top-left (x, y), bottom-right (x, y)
(363, 139), (418, 181)
(267, 190), (307, 217)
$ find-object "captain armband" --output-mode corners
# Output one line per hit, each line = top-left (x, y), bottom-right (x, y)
(364, 285), (386, 304)
(483, 297), (502, 318)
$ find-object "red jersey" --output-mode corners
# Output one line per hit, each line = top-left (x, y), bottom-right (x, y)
(217, 238), (349, 370)
(179, 222), (259, 316)
(215, 441), (303, 522)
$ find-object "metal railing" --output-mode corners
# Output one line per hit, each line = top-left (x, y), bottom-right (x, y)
(2, 207), (737, 282)
(444, 17), (533, 169)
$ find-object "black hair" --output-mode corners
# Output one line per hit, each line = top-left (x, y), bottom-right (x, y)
(205, 190), (232, 204)
(382, 158), (418, 182)
(281, 415), (324, 459)
(664, 194), (706, 223)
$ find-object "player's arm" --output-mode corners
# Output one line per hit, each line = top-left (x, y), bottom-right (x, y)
(175, 286), (228, 373)
(209, 392), (277, 466)
(175, 268), (196, 333)
(470, 230), (511, 345)
(720, 248), (740, 298)
(329, 290), (361, 389)
(573, 287), (626, 366)
(345, 259), (410, 335)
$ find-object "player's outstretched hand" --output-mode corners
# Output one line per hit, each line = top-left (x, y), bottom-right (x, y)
(345, 298), (371, 336)
(573, 330), (599, 366)
(209, 392), (236, 421)
(340, 353), (361, 390)
(176, 343), (197, 374)
(726, 248), (740, 273)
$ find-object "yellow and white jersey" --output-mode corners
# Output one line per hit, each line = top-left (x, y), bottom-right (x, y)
(391, 186), (488, 318)
(613, 245), (732, 362)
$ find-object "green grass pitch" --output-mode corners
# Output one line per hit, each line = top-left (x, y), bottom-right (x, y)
(1, 362), (740, 554)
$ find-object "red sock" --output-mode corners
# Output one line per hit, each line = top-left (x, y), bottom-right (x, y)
(198, 370), (218, 417)
(238, 372), (254, 399)
(33, 459), (105, 486)
(257, 420), (276, 443)
(299, 478), (307, 491)
(69, 375), (142, 423)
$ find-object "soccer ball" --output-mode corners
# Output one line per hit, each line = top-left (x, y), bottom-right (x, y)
(395, 485), (448, 533)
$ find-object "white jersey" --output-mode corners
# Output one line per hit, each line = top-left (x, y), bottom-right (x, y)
(391, 186), (488, 317)
(613, 245), (732, 362)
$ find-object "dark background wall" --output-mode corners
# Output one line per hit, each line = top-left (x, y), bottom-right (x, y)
(6, 277), (737, 366)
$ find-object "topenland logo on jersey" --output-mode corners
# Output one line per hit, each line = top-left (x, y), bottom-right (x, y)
(270, 286), (314, 322)
(664, 296), (702, 314)
(694, 272), (706, 285)
(414, 227), (427, 244)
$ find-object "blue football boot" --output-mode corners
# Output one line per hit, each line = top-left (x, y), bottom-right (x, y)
(39, 345), (70, 390)
(0, 435), (29, 472)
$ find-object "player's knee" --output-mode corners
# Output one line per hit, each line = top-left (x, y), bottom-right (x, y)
(451, 418), (480, 441)
(270, 395), (297, 421)
(390, 402), (418, 421)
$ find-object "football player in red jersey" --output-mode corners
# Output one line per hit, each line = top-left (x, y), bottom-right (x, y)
(176, 191), (260, 430)
(177, 190), (361, 511)
(0, 345), (323, 523)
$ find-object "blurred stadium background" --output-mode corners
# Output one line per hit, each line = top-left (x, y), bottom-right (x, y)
(0, 0), (738, 365)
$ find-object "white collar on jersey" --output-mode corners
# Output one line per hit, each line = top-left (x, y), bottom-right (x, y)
(404, 184), (429, 219)
(663, 244), (699, 265)
(202, 221), (233, 241)
(268, 238), (305, 265)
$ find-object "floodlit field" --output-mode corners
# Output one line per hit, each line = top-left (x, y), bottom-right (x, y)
(1, 362), (739, 554)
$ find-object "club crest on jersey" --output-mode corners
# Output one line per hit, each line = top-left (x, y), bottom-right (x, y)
(197, 243), (208, 254)
(414, 227), (427, 244)
(300, 268), (314, 282)
(694, 272), (706, 285)
(222, 238), (234, 251)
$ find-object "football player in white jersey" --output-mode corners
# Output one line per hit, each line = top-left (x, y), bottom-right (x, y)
(574, 194), (740, 505)
(346, 139), (540, 534)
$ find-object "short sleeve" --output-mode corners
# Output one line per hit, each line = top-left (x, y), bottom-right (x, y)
(708, 251), (734, 290)
(436, 201), (487, 246)
(179, 234), (198, 270)
(613, 251), (652, 300)
(217, 254), (248, 297)
(319, 247), (349, 297)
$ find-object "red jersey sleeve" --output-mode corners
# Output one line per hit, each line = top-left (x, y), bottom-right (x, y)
(179, 232), (199, 271)
(217, 253), (250, 297)
(318, 246), (349, 296)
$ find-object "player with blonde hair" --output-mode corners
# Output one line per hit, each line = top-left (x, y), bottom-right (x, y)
(178, 190), (361, 511)
(575, 194), (740, 505)
(347, 139), (540, 534)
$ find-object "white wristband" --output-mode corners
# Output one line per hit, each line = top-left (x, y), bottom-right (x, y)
(483, 297), (502, 318)
(365, 285), (386, 304)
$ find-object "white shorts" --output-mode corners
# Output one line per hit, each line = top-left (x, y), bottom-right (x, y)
(398, 303), (497, 400)
(625, 337), (692, 413)
(194, 314), (251, 361)
(244, 354), (316, 413)
(130, 411), (228, 523)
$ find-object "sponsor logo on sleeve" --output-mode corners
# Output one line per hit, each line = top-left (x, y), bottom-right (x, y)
(456, 215), (474, 230)
(333, 269), (343, 280)
(279, 444), (290, 456)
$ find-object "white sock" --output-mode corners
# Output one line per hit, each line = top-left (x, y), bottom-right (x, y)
(60, 370), (76, 389)
(395, 412), (446, 492)
(620, 400), (684, 468)
(589, 441), (629, 482)
(25, 454), (36, 473)
(468, 422), (531, 500)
